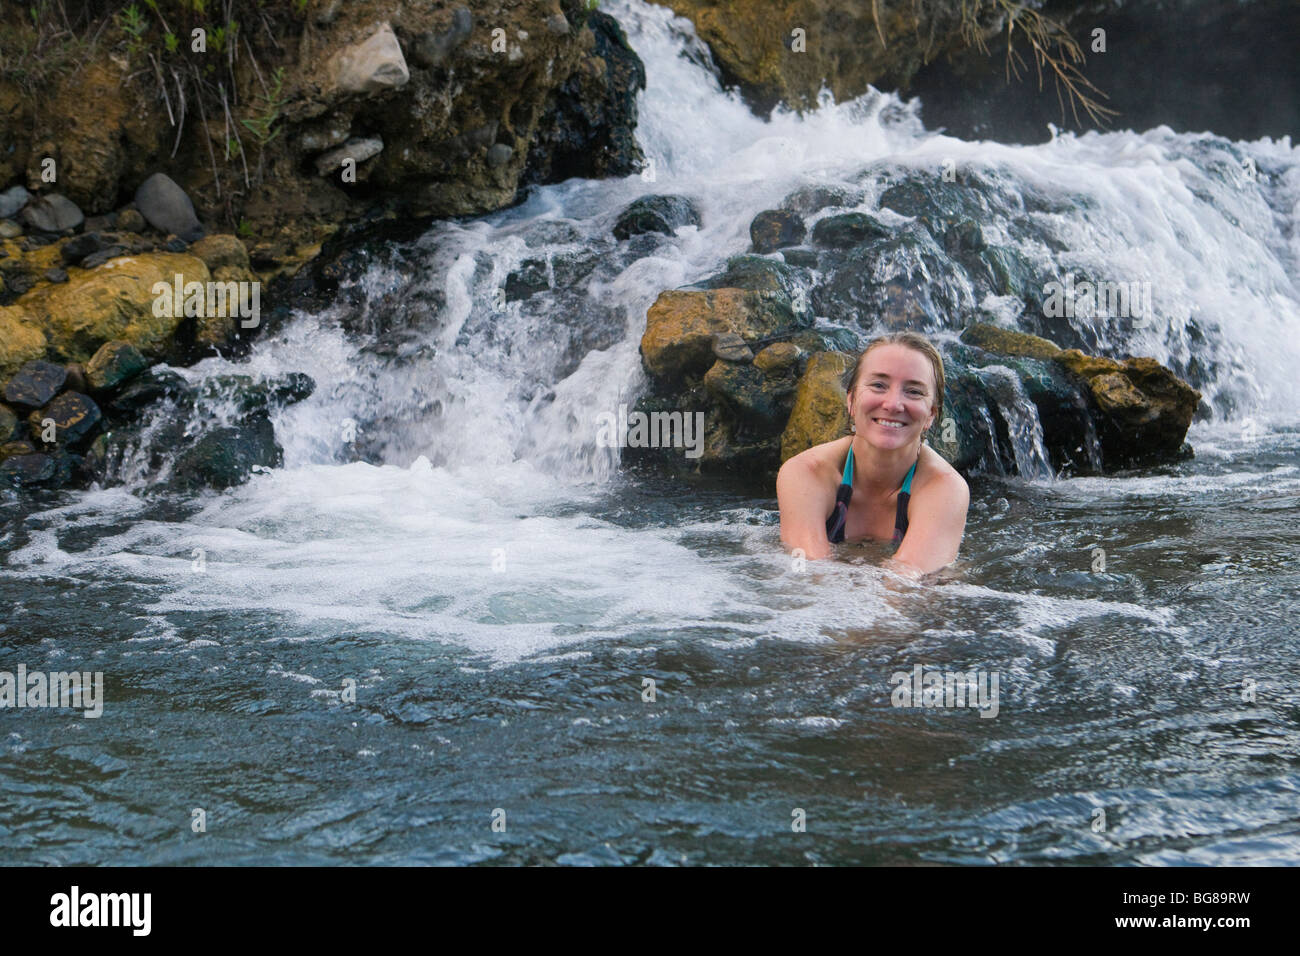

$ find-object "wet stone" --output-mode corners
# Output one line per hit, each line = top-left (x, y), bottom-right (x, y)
(4, 361), (68, 408)
(0, 452), (58, 486)
(712, 332), (754, 363)
(86, 341), (149, 392)
(0, 403), (19, 441)
(28, 391), (102, 446)
(0, 440), (35, 461)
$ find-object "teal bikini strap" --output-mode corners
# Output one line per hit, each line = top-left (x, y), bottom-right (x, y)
(900, 458), (917, 494)
(842, 445), (854, 486)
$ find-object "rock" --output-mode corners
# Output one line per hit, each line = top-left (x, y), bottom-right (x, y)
(704, 360), (789, 428)
(163, 236), (189, 253)
(485, 143), (514, 168)
(117, 208), (145, 233)
(109, 367), (195, 413)
(779, 248), (818, 268)
(0, 451), (62, 487)
(961, 323), (1062, 361)
(44, 268), (68, 283)
(0, 185), (30, 219)
(78, 246), (129, 270)
(521, 9), (648, 186)
(0, 403), (19, 441)
(0, 306), (47, 379)
(188, 234), (251, 273)
(63, 364), (88, 393)
(810, 212), (891, 248)
(314, 137), (384, 177)
(198, 372), (316, 419)
(754, 342), (805, 375)
(1055, 351), (1201, 463)
(28, 391), (101, 446)
(85, 340), (148, 391)
(296, 116), (353, 154)
(780, 184), (866, 215)
(0, 220), (21, 239)
(134, 173), (205, 242)
(780, 351), (854, 462)
(332, 23), (410, 96)
(19, 194), (83, 233)
(546, 13), (570, 36)
(640, 288), (800, 384)
(750, 209), (806, 253)
(0, 440), (35, 462)
(712, 332), (754, 363)
(411, 7), (474, 69)
(614, 195), (700, 239)
(171, 414), (282, 490)
(18, 251), (210, 362)
(4, 360), (67, 407)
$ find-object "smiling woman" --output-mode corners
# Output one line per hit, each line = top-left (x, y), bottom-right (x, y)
(776, 331), (970, 575)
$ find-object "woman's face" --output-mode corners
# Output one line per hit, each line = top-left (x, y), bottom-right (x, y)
(847, 344), (937, 450)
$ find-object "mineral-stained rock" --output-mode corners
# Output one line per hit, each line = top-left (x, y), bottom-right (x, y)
(750, 209), (806, 253)
(85, 340), (148, 392)
(780, 351), (854, 462)
(17, 251), (210, 362)
(0, 403), (19, 441)
(28, 391), (101, 446)
(0, 440), (35, 461)
(0, 306), (48, 379)
(961, 323), (1062, 361)
(4, 360), (67, 407)
(0, 451), (66, 487)
(640, 288), (800, 383)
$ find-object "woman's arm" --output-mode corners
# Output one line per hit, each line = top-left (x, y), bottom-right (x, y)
(777, 455), (835, 560)
(888, 472), (970, 576)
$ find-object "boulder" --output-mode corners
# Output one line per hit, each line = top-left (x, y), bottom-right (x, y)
(640, 288), (800, 383)
(0, 451), (64, 487)
(28, 391), (101, 446)
(331, 23), (410, 96)
(750, 209), (806, 253)
(0, 306), (47, 379)
(19, 194), (84, 233)
(134, 173), (205, 242)
(810, 212), (891, 249)
(614, 195), (701, 239)
(4, 359), (67, 407)
(17, 252), (210, 362)
(188, 234), (252, 274)
(780, 351), (854, 462)
(85, 340), (148, 391)
(0, 403), (19, 441)
(0, 185), (29, 220)
(961, 323), (1062, 361)
(171, 414), (282, 490)
(0, 440), (35, 462)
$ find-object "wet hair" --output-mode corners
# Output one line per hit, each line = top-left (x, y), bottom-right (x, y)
(842, 331), (945, 426)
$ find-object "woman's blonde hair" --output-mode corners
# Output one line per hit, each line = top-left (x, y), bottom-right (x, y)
(843, 331), (945, 426)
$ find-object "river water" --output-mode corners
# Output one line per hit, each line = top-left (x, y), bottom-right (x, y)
(2, 0), (1298, 865)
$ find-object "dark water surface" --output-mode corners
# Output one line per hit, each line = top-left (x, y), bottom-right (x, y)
(3, 428), (1297, 865)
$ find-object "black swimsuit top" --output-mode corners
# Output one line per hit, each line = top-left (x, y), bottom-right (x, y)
(824, 445), (917, 546)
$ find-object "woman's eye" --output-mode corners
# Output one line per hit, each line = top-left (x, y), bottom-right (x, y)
(907, 389), (923, 397)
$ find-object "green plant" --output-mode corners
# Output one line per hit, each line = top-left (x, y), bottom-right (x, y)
(237, 218), (253, 238)
(240, 66), (285, 148)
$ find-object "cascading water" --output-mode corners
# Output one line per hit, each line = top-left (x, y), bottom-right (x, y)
(2, 0), (1299, 865)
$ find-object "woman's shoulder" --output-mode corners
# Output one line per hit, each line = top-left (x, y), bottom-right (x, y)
(780, 435), (853, 482)
(916, 444), (969, 500)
